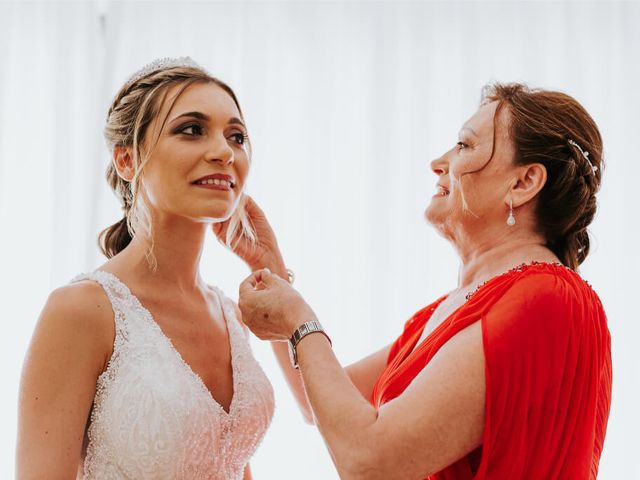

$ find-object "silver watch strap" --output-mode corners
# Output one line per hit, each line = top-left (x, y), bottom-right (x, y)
(289, 320), (332, 350)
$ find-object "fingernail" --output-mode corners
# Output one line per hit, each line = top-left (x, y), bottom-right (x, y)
(263, 268), (271, 274)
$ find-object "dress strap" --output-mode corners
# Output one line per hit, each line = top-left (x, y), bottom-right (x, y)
(71, 270), (133, 337)
(210, 286), (245, 338)
(211, 285), (254, 355)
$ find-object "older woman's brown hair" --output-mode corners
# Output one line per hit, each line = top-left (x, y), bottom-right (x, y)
(482, 83), (603, 270)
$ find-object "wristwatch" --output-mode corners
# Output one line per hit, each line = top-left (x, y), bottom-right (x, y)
(287, 320), (332, 369)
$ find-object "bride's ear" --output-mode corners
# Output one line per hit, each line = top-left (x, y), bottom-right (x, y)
(113, 146), (135, 182)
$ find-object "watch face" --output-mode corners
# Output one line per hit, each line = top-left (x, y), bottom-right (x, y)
(287, 341), (297, 368)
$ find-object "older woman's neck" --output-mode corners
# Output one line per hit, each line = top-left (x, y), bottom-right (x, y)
(456, 230), (556, 290)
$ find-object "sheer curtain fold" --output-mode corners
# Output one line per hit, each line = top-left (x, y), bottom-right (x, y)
(1, 2), (637, 478)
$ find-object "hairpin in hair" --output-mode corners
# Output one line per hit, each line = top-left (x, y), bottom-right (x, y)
(568, 139), (597, 175)
(126, 56), (207, 85)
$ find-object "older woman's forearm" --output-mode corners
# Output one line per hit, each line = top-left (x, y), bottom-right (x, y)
(255, 264), (316, 424)
(270, 342), (315, 424)
(295, 334), (387, 479)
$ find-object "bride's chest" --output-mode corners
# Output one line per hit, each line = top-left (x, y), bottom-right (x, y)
(88, 326), (273, 466)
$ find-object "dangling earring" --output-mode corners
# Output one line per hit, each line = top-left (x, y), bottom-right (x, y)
(507, 199), (516, 226)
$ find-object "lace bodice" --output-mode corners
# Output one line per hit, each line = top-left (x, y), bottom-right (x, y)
(73, 271), (274, 479)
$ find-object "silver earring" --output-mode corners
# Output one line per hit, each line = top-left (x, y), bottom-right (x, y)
(507, 199), (516, 226)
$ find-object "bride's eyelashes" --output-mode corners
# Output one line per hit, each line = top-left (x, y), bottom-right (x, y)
(172, 123), (248, 147)
(229, 132), (248, 146)
(175, 122), (204, 136)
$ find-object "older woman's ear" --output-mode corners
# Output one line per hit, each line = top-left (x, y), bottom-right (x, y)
(509, 162), (547, 208)
(113, 146), (135, 182)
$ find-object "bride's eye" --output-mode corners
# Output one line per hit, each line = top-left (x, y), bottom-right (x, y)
(179, 124), (204, 136)
(229, 132), (248, 145)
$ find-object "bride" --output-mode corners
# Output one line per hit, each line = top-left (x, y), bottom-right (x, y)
(16, 58), (274, 479)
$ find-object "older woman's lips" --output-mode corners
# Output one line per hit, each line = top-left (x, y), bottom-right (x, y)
(433, 185), (450, 197)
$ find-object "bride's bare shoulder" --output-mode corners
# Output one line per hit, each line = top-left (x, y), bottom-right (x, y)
(46, 280), (114, 323)
(33, 280), (116, 367)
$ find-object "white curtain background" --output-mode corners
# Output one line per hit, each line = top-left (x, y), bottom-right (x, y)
(1, 1), (638, 478)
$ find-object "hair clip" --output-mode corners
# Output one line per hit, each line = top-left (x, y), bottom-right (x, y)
(568, 139), (598, 175)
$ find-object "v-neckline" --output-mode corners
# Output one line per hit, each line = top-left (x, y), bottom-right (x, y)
(408, 296), (450, 356)
(97, 270), (238, 416)
(407, 261), (567, 358)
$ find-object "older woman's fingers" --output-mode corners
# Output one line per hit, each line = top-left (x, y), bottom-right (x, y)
(211, 219), (230, 242)
(257, 268), (283, 287)
(258, 268), (294, 289)
(239, 271), (262, 295)
(243, 195), (265, 218)
(242, 268), (285, 290)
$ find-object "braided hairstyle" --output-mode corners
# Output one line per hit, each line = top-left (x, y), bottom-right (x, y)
(99, 63), (255, 259)
(482, 83), (603, 270)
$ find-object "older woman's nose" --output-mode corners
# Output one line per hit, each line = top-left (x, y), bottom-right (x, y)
(430, 154), (448, 175)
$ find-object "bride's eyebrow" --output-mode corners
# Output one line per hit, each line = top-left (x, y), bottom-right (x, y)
(228, 117), (245, 128)
(168, 112), (245, 129)
(169, 111), (210, 123)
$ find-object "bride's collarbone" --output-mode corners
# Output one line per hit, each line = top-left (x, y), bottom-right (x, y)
(140, 290), (225, 328)
(154, 305), (229, 348)
(137, 294), (232, 363)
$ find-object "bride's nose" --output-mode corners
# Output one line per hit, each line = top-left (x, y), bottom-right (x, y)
(205, 134), (234, 166)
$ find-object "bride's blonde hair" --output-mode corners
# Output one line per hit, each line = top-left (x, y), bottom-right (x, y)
(99, 61), (256, 265)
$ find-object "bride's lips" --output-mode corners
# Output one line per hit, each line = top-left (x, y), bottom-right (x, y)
(192, 173), (236, 191)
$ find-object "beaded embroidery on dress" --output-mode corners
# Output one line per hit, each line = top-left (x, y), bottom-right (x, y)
(72, 271), (274, 480)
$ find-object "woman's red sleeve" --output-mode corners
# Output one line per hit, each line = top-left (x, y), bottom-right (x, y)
(477, 272), (611, 479)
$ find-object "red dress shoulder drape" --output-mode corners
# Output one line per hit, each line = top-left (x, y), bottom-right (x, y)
(371, 263), (612, 479)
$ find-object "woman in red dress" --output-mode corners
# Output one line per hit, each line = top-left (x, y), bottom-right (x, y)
(226, 83), (612, 479)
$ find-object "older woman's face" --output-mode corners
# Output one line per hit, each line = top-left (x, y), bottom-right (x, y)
(425, 101), (517, 239)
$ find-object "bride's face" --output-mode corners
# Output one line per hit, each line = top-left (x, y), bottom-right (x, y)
(139, 81), (250, 224)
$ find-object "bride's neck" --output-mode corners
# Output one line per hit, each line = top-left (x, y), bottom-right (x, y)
(118, 222), (209, 294)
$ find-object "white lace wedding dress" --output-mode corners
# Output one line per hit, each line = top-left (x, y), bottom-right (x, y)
(73, 270), (274, 479)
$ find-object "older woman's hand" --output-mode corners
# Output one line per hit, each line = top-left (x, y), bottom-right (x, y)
(238, 269), (317, 341)
(213, 196), (286, 274)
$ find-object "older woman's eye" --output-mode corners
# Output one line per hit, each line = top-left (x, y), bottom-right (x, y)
(457, 141), (468, 150)
(229, 133), (248, 145)
(180, 124), (204, 136)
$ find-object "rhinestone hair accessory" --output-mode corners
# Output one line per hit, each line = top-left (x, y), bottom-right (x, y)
(568, 138), (598, 175)
(126, 56), (208, 85)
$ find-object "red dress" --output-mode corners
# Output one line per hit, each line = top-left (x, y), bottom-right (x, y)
(371, 263), (612, 479)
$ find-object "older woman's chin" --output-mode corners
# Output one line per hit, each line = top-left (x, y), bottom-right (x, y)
(424, 204), (443, 226)
(424, 207), (457, 240)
